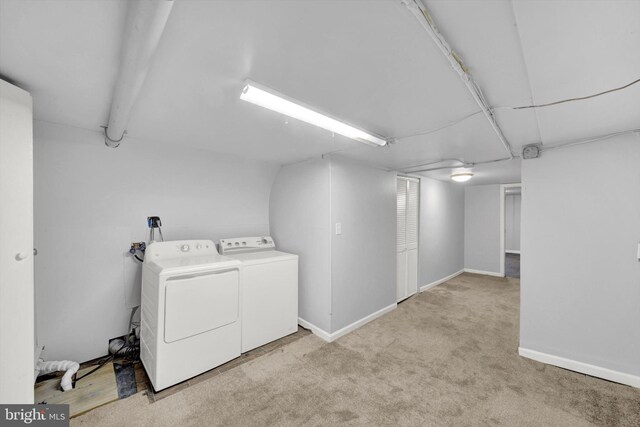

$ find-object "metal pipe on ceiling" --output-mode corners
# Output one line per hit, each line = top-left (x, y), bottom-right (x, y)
(402, 156), (512, 174)
(401, 157), (467, 171)
(402, 128), (640, 175)
(400, 0), (514, 159)
(104, 0), (174, 147)
(540, 128), (640, 153)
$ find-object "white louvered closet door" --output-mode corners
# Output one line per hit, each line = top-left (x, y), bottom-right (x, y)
(397, 177), (419, 302)
(396, 178), (407, 301)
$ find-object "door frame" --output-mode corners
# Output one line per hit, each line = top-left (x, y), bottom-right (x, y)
(499, 183), (522, 277)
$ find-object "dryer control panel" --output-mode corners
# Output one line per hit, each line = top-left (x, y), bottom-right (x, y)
(219, 236), (275, 254)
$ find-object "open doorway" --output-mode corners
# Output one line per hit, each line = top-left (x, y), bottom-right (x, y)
(500, 184), (521, 278)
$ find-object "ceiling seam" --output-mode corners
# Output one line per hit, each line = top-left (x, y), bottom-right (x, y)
(401, 0), (514, 160)
(509, 0), (544, 146)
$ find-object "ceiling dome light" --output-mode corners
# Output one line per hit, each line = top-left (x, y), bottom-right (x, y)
(451, 172), (473, 182)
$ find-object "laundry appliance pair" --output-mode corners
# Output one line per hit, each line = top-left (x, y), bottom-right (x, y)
(140, 237), (298, 391)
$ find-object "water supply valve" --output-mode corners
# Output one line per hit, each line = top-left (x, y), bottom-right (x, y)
(129, 241), (146, 254)
(147, 216), (164, 242)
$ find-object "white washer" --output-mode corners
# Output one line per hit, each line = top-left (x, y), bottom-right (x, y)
(219, 236), (298, 353)
(141, 240), (241, 391)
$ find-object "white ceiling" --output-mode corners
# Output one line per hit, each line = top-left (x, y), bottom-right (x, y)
(0, 0), (125, 129)
(513, 0), (640, 145)
(1, 0), (638, 185)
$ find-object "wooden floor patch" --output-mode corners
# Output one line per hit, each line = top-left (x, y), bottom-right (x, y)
(35, 362), (119, 418)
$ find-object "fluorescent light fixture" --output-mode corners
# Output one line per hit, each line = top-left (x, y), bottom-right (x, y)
(240, 80), (387, 147)
(451, 172), (473, 182)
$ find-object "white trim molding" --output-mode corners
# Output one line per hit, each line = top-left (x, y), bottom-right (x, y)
(519, 347), (640, 388)
(463, 268), (504, 277)
(420, 269), (464, 292)
(297, 318), (332, 342)
(299, 303), (397, 343)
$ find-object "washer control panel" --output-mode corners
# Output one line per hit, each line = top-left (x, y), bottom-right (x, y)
(219, 236), (275, 254)
(146, 240), (218, 259)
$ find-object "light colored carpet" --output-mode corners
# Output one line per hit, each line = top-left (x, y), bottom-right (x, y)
(73, 273), (640, 426)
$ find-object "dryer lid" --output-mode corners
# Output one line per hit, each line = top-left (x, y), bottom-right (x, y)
(225, 250), (297, 266)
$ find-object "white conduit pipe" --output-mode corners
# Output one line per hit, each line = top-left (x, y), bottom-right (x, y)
(403, 157), (510, 174)
(36, 359), (79, 392)
(104, 0), (174, 147)
(402, 128), (640, 174)
(400, 0), (514, 159)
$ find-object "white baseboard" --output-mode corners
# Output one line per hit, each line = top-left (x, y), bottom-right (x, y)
(519, 347), (640, 388)
(298, 303), (397, 343)
(329, 303), (397, 342)
(420, 269), (464, 292)
(463, 268), (504, 277)
(505, 250), (521, 255)
(297, 318), (332, 342)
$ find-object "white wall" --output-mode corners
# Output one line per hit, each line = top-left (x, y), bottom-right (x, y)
(464, 185), (501, 274)
(330, 158), (396, 332)
(505, 194), (521, 253)
(34, 121), (279, 362)
(269, 158), (332, 332)
(269, 156), (396, 335)
(520, 133), (640, 380)
(419, 177), (465, 286)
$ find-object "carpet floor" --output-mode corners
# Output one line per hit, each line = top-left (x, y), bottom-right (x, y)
(73, 273), (640, 426)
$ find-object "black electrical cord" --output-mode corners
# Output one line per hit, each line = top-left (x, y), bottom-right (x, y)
(121, 341), (140, 361)
(134, 254), (144, 263)
(73, 340), (140, 384)
(74, 339), (127, 383)
(75, 305), (142, 385)
(512, 76), (640, 110)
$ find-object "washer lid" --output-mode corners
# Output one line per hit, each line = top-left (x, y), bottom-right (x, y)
(148, 254), (241, 276)
(226, 250), (298, 266)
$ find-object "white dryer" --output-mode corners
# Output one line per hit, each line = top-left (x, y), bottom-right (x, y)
(141, 240), (241, 391)
(219, 237), (298, 353)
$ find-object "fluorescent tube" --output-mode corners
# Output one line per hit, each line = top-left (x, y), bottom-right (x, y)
(240, 80), (387, 147)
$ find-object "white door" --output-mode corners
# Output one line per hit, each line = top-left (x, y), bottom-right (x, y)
(397, 177), (419, 302)
(0, 79), (34, 403)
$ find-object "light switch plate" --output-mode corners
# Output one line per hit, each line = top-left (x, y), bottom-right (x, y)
(335, 222), (342, 235)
